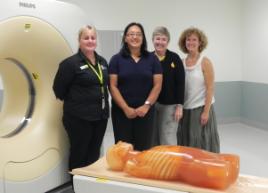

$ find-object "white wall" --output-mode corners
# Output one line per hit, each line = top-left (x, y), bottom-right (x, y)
(61, 0), (243, 82)
(242, 0), (268, 83)
(4, 0), (268, 84)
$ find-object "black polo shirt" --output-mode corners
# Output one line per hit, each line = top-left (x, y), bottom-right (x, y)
(53, 50), (109, 120)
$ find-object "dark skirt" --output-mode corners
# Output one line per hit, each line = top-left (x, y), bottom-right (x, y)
(177, 105), (220, 153)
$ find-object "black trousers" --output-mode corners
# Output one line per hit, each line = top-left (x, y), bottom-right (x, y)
(111, 105), (155, 151)
(63, 113), (107, 170)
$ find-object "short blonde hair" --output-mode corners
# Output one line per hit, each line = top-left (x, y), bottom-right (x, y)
(152, 26), (170, 42)
(178, 27), (208, 54)
(78, 25), (97, 40)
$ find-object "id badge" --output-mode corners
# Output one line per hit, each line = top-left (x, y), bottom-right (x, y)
(102, 97), (105, 109)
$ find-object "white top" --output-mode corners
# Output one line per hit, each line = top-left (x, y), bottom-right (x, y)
(183, 55), (215, 109)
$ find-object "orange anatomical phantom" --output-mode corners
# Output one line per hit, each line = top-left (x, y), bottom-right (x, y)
(106, 141), (240, 190)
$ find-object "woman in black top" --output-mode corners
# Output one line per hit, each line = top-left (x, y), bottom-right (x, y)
(53, 25), (109, 170)
(152, 26), (185, 145)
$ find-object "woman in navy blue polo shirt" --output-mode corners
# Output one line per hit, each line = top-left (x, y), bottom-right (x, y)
(109, 22), (162, 151)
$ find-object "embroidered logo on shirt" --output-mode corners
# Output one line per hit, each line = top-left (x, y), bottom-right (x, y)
(80, 65), (88, 70)
(171, 62), (175, 68)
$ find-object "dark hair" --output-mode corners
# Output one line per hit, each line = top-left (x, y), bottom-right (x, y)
(120, 22), (148, 57)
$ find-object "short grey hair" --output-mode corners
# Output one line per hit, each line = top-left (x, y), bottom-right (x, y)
(152, 26), (170, 42)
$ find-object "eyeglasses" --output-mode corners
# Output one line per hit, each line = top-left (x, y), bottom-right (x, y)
(127, 33), (142, 37)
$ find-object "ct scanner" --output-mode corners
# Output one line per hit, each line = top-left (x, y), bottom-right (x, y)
(0, 0), (88, 192)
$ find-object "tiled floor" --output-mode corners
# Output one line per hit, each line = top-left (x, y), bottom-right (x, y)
(102, 121), (268, 178)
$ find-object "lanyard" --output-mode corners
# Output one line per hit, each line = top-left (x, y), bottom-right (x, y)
(87, 62), (104, 94)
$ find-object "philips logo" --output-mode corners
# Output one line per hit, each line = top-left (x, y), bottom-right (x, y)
(19, 2), (36, 9)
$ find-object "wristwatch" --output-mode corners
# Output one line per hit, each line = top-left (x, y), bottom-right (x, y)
(144, 100), (152, 107)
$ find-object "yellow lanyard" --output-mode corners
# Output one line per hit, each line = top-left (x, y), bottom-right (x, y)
(87, 62), (104, 94)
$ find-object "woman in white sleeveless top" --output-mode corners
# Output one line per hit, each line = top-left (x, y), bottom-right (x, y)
(177, 27), (220, 153)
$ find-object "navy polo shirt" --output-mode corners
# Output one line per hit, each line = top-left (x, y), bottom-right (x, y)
(109, 52), (162, 107)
